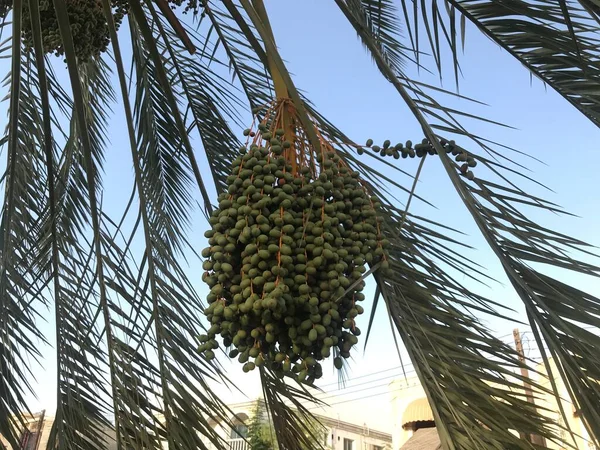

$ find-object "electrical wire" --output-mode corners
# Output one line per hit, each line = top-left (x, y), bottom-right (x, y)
(315, 332), (532, 393)
(318, 365), (407, 389)
(295, 331), (578, 411)
(303, 332), (549, 408)
(308, 375), (417, 405)
(323, 371), (412, 392)
(307, 385), (415, 411)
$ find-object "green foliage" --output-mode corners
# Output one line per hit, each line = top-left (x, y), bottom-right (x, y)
(246, 399), (329, 450)
(247, 401), (276, 450)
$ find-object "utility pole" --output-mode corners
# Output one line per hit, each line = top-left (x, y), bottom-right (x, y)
(513, 328), (546, 446)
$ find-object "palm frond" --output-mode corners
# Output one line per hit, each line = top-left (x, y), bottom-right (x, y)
(147, 3), (245, 197)
(128, 10), (199, 254)
(0, 4), (52, 444)
(27, 2), (116, 450)
(89, 2), (239, 448)
(36, 1), (124, 447)
(457, 0), (600, 127)
(202, 0), (273, 109)
(99, 225), (168, 450)
(134, 4), (215, 224)
(457, 165), (600, 445)
(346, 0), (408, 75)
(259, 369), (326, 450)
(372, 189), (573, 449)
(46, 56), (114, 246)
(337, 1), (600, 447)
(402, 0), (600, 128)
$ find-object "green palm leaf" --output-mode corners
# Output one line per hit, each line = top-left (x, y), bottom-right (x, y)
(102, 2), (237, 447)
(402, 0), (600, 128)
(129, 12), (197, 254)
(259, 368), (326, 450)
(346, 0), (408, 74)
(454, 0), (600, 127)
(0, 3), (52, 445)
(147, 5), (245, 197)
(40, 1), (123, 447)
(204, 0), (273, 109)
(336, 0), (600, 447)
(457, 165), (600, 444)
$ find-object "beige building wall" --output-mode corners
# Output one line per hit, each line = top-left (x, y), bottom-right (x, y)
(534, 359), (597, 450)
(388, 376), (428, 449)
(0, 413), (117, 450)
(0, 412), (52, 450)
(388, 359), (598, 450)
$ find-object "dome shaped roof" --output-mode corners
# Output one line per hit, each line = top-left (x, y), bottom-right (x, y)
(402, 398), (434, 429)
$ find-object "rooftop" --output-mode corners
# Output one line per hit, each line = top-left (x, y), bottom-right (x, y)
(400, 428), (441, 450)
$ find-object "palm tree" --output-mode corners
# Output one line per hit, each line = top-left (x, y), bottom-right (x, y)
(0, 0), (598, 449)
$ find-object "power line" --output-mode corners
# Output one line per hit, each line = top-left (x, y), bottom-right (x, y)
(322, 371), (409, 393)
(305, 329), (588, 406)
(307, 385), (416, 411)
(316, 333), (534, 391)
(320, 332), (541, 381)
(309, 375), (417, 405)
(298, 370), (421, 410)
(307, 340), (549, 406)
(318, 365), (407, 389)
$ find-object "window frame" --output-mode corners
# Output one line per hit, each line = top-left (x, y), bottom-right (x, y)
(229, 423), (248, 439)
(343, 437), (354, 450)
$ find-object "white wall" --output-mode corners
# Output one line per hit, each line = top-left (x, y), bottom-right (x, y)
(328, 425), (390, 450)
(388, 377), (427, 450)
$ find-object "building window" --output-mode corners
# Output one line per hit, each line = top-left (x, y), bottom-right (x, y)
(371, 446), (383, 450)
(230, 424), (248, 439)
(343, 438), (353, 450)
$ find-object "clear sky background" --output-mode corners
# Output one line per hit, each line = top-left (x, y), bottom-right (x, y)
(6, 0), (600, 436)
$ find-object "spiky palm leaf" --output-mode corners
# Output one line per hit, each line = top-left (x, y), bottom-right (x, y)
(336, 0), (600, 448)
(0, 4), (51, 445)
(1, 0), (599, 450)
(410, 0), (600, 127)
(1, 0), (240, 448)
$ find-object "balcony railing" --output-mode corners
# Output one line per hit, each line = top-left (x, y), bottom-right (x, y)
(227, 438), (249, 450)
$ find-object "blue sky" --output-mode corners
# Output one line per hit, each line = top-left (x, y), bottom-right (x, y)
(6, 0), (600, 434)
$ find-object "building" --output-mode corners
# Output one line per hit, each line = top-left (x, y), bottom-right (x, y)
(0, 411), (53, 450)
(0, 411), (117, 450)
(397, 429), (440, 450)
(2, 401), (391, 450)
(388, 377), (439, 450)
(388, 359), (599, 450)
(207, 399), (393, 450)
(534, 359), (597, 450)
